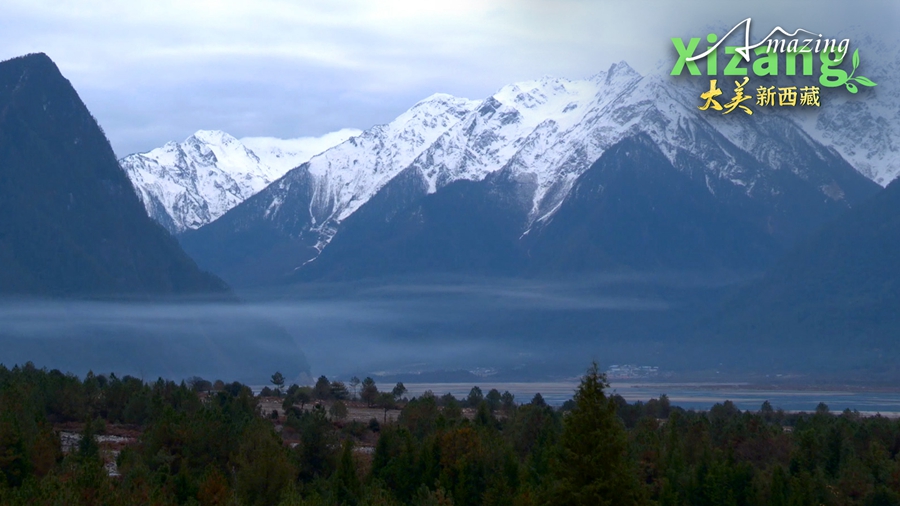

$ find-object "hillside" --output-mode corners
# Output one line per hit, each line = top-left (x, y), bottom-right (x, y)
(0, 53), (227, 296)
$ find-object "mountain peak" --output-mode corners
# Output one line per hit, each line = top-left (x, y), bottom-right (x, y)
(122, 127), (360, 233)
(605, 60), (640, 84)
(415, 92), (466, 105)
(6, 51), (52, 64)
(0, 53), (71, 106)
(189, 129), (240, 145)
(2, 52), (57, 73)
(0, 52), (228, 296)
(177, 63), (881, 286)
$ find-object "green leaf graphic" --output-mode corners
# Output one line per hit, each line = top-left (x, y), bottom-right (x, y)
(852, 48), (860, 69)
(846, 82), (858, 93)
(854, 76), (877, 87)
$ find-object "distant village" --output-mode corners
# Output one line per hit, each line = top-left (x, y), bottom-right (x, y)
(606, 364), (660, 379)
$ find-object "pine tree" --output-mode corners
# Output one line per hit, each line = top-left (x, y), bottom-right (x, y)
(361, 377), (378, 407)
(270, 371), (285, 396)
(549, 362), (645, 505)
(332, 439), (361, 505)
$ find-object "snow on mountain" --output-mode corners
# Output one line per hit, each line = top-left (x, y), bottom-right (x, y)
(402, 60), (860, 232)
(797, 30), (900, 186)
(241, 128), (362, 174)
(180, 61), (881, 285)
(127, 42), (896, 243)
(261, 93), (481, 248)
(220, 60), (878, 258)
(411, 63), (739, 228)
(652, 25), (899, 187)
(121, 129), (357, 233)
(403, 66), (643, 226)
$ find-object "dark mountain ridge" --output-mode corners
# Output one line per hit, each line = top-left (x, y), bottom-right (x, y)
(0, 53), (227, 297)
(708, 175), (900, 371)
(288, 132), (876, 283)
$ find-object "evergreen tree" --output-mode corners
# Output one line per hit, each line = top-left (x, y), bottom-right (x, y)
(329, 401), (349, 421)
(467, 386), (484, 407)
(361, 377), (378, 407)
(234, 419), (295, 506)
(378, 392), (398, 424)
(314, 376), (332, 400)
(500, 391), (516, 413)
(330, 381), (350, 400)
(293, 407), (336, 482)
(485, 388), (502, 412)
(550, 362), (644, 505)
(392, 382), (408, 400)
(332, 439), (361, 505)
(270, 371), (285, 396)
(77, 418), (101, 463)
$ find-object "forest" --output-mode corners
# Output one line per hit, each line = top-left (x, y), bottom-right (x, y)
(1, 362), (899, 505)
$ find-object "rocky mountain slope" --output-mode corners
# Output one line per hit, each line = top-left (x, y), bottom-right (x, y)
(800, 31), (900, 186)
(705, 176), (900, 374)
(120, 128), (359, 233)
(180, 62), (879, 286)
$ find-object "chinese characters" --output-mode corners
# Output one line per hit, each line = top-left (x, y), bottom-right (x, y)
(699, 79), (821, 115)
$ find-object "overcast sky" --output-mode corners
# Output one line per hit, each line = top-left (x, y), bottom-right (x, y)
(1, 0), (896, 156)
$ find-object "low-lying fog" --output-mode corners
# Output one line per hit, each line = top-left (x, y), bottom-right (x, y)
(0, 272), (834, 386)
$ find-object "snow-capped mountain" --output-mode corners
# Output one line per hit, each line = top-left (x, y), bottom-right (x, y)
(120, 129), (359, 233)
(656, 25), (900, 188)
(247, 93), (481, 251)
(242, 128), (363, 174)
(180, 61), (879, 286)
(301, 61), (875, 242)
(799, 30), (900, 186)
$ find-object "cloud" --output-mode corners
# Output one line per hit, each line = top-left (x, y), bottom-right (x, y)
(0, 0), (895, 155)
